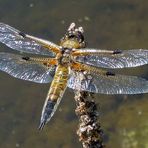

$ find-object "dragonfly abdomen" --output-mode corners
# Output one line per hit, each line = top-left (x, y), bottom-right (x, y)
(49, 65), (69, 100)
(39, 65), (69, 130)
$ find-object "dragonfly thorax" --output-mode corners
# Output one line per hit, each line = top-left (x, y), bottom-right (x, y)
(57, 48), (72, 65)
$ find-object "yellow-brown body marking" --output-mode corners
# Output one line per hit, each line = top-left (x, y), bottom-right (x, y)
(47, 64), (69, 102)
(38, 22), (86, 129)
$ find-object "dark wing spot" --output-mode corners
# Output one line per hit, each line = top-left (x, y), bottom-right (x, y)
(43, 62), (48, 66)
(113, 49), (122, 54)
(22, 56), (30, 61)
(19, 32), (26, 38)
(43, 62), (50, 67)
(106, 71), (115, 76)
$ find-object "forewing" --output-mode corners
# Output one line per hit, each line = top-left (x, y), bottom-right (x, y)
(0, 52), (56, 83)
(76, 49), (148, 68)
(0, 23), (54, 56)
(68, 70), (148, 94)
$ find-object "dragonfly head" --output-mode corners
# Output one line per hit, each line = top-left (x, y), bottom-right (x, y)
(60, 22), (86, 48)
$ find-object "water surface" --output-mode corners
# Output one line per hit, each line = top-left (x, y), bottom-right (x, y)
(0, 0), (148, 147)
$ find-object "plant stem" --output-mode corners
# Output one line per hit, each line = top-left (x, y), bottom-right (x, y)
(74, 91), (105, 148)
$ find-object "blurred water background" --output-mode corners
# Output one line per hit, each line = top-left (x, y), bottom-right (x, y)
(0, 0), (148, 148)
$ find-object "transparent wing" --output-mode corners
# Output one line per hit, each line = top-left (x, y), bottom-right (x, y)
(0, 23), (55, 56)
(68, 70), (148, 94)
(0, 52), (56, 83)
(76, 49), (148, 68)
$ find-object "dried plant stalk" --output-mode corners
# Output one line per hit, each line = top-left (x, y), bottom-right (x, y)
(74, 90), (105, 148)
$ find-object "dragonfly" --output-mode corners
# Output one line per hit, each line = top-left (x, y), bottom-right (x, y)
(0, 22), (148, 130)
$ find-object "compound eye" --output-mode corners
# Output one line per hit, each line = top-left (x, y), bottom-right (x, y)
(78, 32), (84, 43)
(68, 34), (75, 39)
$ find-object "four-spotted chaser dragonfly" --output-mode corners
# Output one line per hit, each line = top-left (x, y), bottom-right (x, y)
(0, 22), (148, 129)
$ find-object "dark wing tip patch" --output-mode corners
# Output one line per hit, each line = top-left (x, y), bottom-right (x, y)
(113, 49), (122, 54)
(19, 32), (26, 38)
